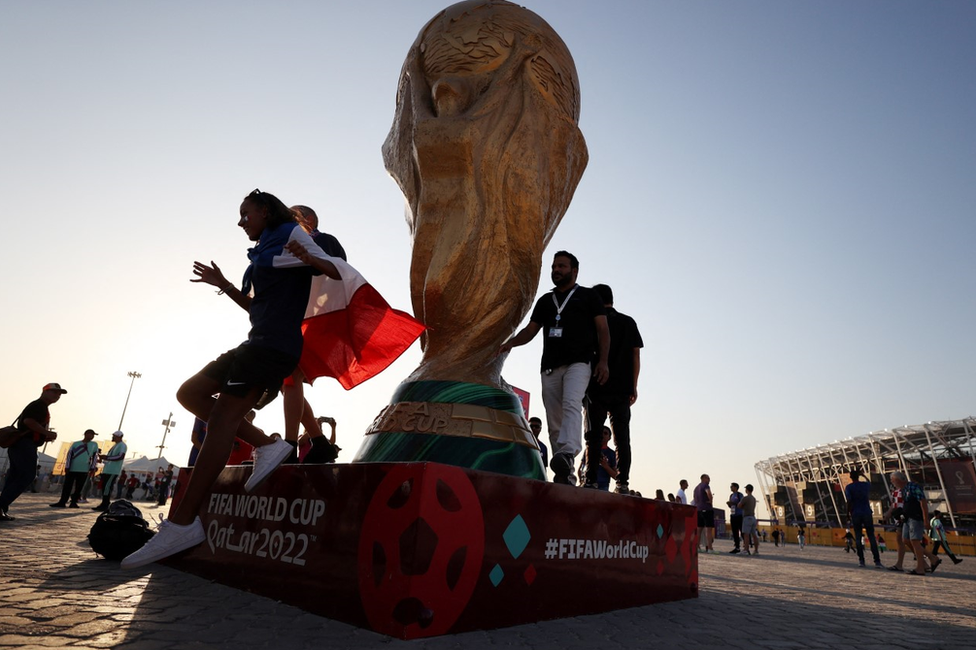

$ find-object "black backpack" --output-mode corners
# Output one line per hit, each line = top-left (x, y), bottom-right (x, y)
(88, 500), (155, 561)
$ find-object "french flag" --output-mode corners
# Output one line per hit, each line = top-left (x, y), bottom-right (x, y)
(273, 226), (425, 389)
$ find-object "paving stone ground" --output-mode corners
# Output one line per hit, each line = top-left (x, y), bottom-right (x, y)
(2, 492), (975, 649)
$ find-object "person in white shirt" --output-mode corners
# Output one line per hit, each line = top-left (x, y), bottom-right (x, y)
(676, 479), (689, 504)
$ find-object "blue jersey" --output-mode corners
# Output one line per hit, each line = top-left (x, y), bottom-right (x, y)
(242, 223), (318, 359)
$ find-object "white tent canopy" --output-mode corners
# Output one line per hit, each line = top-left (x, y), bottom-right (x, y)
(123, 455), (178, 474)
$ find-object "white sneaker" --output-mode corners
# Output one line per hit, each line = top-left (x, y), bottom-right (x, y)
(244, 439), (293, 492)
(120, 517), (205, 569)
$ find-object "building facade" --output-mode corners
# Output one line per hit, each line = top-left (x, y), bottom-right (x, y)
(755, 418), (976, 530)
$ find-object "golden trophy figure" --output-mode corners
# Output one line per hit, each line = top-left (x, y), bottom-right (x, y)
(355, 0), (587, 478)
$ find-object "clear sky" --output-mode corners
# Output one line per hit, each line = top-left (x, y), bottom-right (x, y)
(2, 1), (974, 516)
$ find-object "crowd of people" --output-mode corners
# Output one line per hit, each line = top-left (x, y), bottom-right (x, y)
(678, 468), (968, 575)
(2, 203), (969, 577)
(1, 193), (356, 540)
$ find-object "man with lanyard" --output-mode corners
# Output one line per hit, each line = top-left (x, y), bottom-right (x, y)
(50, 429), (99, 509)
(727, 482), (744, 554)
(501, 251), (609, 484)
(0, 383), (64, 521)
(93, 431), (127, 511)
(844, 469), (883, 568)
(584, 284), (643, 493)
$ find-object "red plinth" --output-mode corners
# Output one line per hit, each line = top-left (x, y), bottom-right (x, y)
(166, 463), (698, 639)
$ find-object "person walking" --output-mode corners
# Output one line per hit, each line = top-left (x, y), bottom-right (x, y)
(929, 511), (963, 566)
(500, 251), (609, 485)
(0, 383), (64, 521)
(889, 471), (939, 575)
(583, 284), (642, 493)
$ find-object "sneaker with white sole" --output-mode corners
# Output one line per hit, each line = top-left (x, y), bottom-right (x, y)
(120, 516), (205, 569)
(244, 438), (294, 492)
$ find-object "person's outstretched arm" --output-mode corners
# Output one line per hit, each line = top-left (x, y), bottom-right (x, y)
(191, 260), (251, 311)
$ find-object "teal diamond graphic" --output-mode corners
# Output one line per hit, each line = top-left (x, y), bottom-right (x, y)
(657, 524), (665, 538)
(503, 515), (531, 559)
(489, 564), (504, 587)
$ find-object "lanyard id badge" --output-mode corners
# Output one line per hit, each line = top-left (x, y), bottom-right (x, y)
(549, 285), (578, 338)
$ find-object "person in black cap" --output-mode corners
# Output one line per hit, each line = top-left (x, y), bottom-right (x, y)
(50, 428), (98, 509)
(0, 383), (64, 520)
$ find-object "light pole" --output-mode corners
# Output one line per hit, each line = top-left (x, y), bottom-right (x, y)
(158, 413), (175, 459)
(118, 371), (142, 430)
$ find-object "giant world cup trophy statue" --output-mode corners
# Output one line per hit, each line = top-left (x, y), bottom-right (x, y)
(169, 4), (698, 637)
(354, 0), (588, 478)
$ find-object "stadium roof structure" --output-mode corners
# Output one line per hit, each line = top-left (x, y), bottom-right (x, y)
(754, 417), (976, 530)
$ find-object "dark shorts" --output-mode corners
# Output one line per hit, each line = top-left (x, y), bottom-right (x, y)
(697, 509), (715, 528)
(201, 344), (299, 409)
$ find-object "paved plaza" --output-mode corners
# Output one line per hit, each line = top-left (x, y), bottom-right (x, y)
(1, 492), (975, 650)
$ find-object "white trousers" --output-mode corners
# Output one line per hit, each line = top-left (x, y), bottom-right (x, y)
(540, 362), (590, 461)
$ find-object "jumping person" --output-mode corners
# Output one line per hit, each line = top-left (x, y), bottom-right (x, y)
(121, 189), (340, 569)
